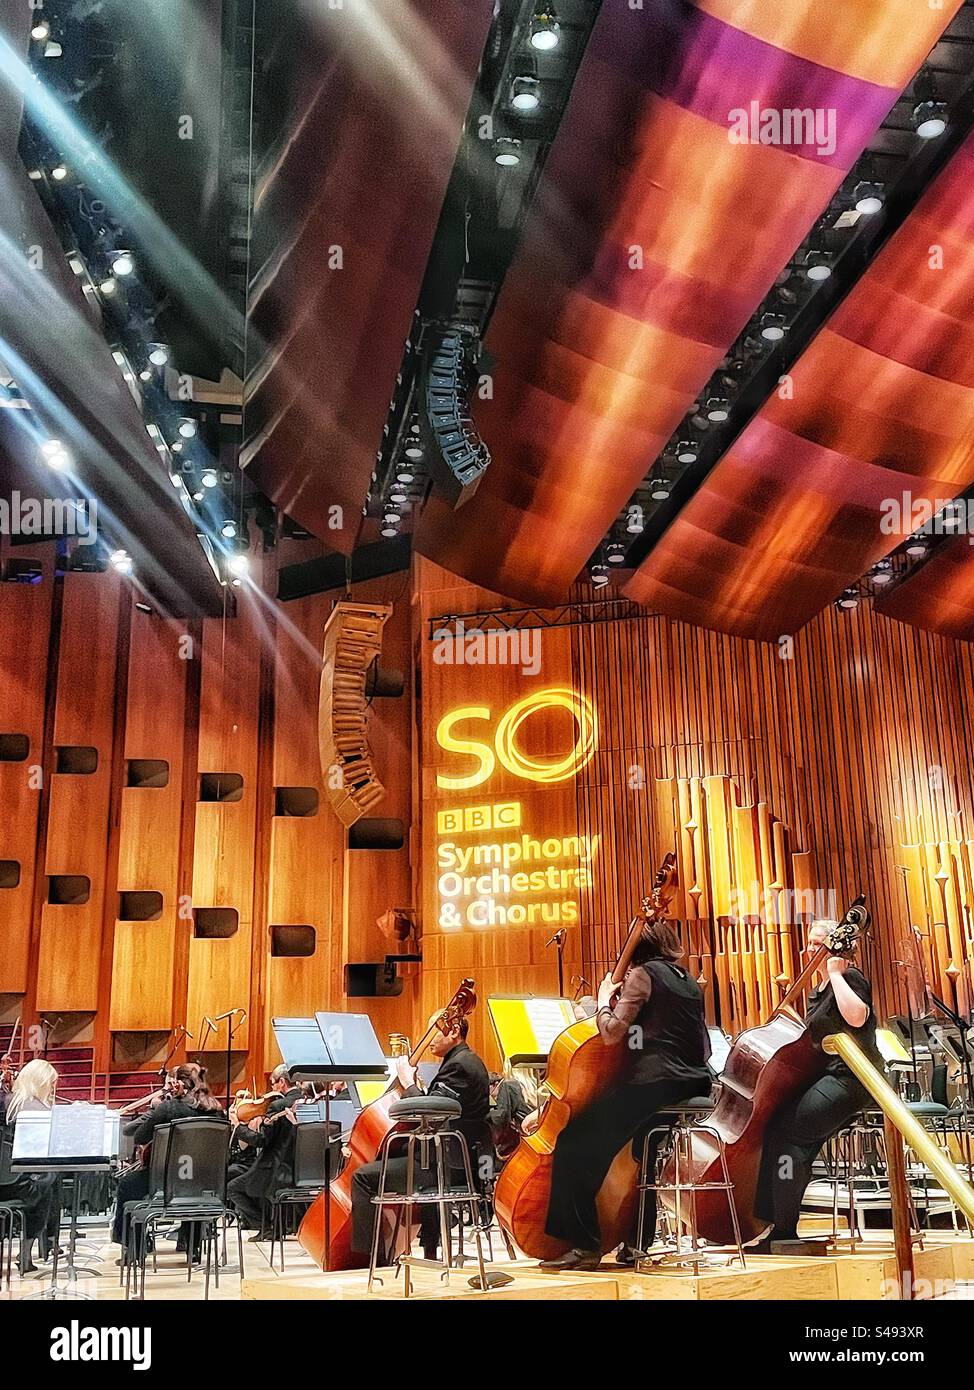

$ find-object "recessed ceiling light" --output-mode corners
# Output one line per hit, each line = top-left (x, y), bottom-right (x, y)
(913, 100), (947, 139)
(31, 21), (50, 41)
(149, 346), (169, 366)
(178, 419), (197, 439)
(99, 277), (117, 295)
(221, 520), (237, 538)
(112, 252), (134, 276)
(51, 164), (67, 181)
(530, 15), (560, 50)
(201, 469), (218, 488)
(494, 138), (522, 168)
(511, 76), (541, 112)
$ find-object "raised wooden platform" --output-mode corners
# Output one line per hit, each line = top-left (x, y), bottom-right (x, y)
(241, 1235), (974, 1302)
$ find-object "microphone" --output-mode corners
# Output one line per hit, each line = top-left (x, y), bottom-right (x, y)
(544, 928), (567, 948)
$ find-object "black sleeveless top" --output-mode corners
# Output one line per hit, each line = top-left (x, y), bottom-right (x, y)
(627, 960), (712, 1087)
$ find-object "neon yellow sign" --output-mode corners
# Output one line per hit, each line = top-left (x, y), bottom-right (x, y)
(435, 687), (598, 790)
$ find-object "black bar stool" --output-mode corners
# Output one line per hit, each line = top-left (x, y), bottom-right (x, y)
(635, 1102), (746, 1272)
(366, 1097), (488, 1297)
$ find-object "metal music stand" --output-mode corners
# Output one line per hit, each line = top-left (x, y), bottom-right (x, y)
(12, 1104), (119, 1300)
(272, 1013), (389, 1272)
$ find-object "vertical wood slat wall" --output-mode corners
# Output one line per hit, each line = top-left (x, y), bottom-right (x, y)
(569, 596), (974, 1020)
(0, 548), (55, 993)
(0, 557), (413, 1078)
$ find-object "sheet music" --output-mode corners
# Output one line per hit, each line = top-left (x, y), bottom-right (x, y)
(51, 1103), (109, 1159)
(523, 999), (574, 1053)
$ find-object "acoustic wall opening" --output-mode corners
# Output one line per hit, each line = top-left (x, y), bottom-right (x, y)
(55, 746), (99, 774)
(348, 817), (405, 850)
(199, 773), (244, 803)
(0, 860), (20, 888)
(119, 891), (163, 922)
(0, 733), (29, 761)
(365, 661), (405, 698)
(193, 907), (239, 938)
(48, 875), (91, 905)
(270, 925), (316, 957)
(127, 759), (170, 789)
(274, 787), (319, 817)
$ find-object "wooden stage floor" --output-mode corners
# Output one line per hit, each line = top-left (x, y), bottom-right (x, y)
(2, 1221), (971, 1302)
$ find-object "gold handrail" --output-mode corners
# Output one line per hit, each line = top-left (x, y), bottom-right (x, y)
(823, 1032), (974, 1224)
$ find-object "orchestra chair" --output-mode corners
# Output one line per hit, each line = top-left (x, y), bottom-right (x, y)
(268, 1120), (340, 1271)
(366, 1097), (489, 1297)
(635, 1098), (746, 1272)
(120, 1124), (173, 1291)
(0, 1133), (26, 1290)
(127, 1118), (238, 1301)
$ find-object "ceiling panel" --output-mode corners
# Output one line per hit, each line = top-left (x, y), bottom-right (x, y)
(240, 0), (493, 552)
(626, 128), (974, 639)
(416, 0), (963, 604)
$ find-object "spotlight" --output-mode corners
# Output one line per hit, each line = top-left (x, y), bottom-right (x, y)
(871, 561), (893, 586)
(178, 419), (197, 439)
(380, 525), (398, 538)
(111, 549), (133, 576)
(99, 277), (117, 295)
(192, 489), (204, 502)
(201, 469), (218, 488)
(396, 470), (414, 484)
(941, 504), (963, 532)
(51, 164), (68, 181)
(112, 252), (134, 277)
(853, 182), (884, 216)
(494, 138), (522, 168)
(905, 536), (928, 558)
(626, 513), (644, 535)
(48, 449), (70, 472)
(31, 20), (50, 41)
(835, 588), (859, 612)
(649, 476), (671, 501)
(148, 345), (169, 366)
(590, 562), (610, 589)
(41, 439), (63, 458)
(227, 553), (249, 578)
(404, 444), (423, 461)
(389, 490), (407, 504)
(606, 542), (626, 565)
(139, 369), (152, 382)
(675, 441), (697, 464)
(705, 397), (730, 423)
(913, 100), (947, 139)
(383, 510), (401, 524)
(171, 440), (183, 453)
(221, 520), (237, 539)
(169, 473), (181, 487)
(529, 13), (561, 49)
(804, 251), (833, 281)
(510, 76), (541, 112)
(760, 313), (786, 342)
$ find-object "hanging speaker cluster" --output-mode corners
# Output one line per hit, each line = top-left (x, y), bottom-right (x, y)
(421, 327), (491, 508)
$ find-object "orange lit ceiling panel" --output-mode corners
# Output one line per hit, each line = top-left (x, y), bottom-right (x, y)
(626, 126), (974, 640)
(417, 0), (962, 604)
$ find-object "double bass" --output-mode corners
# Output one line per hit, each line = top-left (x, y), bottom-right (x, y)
(297, 979), (477, 1270)
(663, 895), (871, 1243)
(494, 854), (679, 1261)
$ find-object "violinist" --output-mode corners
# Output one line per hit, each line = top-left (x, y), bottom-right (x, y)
(1, 1059), (62, 1272)
(753, 919), (883, 1251)
(540, 917), (712, 1272)
(111, 1063), (222, 1255)
(349, 1014), (490, 1264)
(227, 1064), (302, 1239)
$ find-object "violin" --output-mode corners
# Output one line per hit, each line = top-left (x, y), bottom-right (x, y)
(236, 1086), (302, 1124)
(495, 854), (679, 1260)
(661, 896), (871, 1243)
(298, 979), (477, 1270)
(0, 1054), (16, 1093)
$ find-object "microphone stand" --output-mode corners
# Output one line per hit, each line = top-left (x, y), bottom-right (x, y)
(545, 930), (566, 996)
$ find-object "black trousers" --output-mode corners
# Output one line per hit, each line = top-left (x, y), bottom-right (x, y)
(111, 1167), (148, 1245)
(545, 1078), (699, 1252)
(755, 1071), (868, 1238)
(351, 1156), (456, 1259)
(227, 1170), (267, 1231)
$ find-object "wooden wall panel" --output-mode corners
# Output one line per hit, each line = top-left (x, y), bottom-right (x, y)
(186, 592), (262, 1052)
(36, 572), (120, 1012)
(263, 593), (345, 1067)
(109, 610), (189, 1031)
(0, 549), (54, 992)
